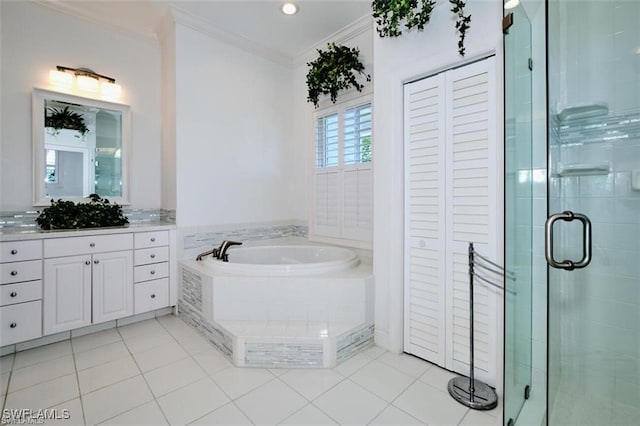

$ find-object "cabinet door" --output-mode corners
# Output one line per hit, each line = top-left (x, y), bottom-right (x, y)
(92, 251), (133, 324)
(44, 255), (92, 335)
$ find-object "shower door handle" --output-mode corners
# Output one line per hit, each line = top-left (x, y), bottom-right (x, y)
(545, 211), (592, 270)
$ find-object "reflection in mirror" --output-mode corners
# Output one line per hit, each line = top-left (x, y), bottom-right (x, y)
(33, 89), (130, 206)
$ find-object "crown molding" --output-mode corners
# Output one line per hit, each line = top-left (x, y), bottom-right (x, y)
(294, 14), (373, 67)
(168, 6), (294, 68)
(32, 0), (159, 42)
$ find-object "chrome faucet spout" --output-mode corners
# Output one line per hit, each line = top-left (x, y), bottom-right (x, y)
(196, 248), (216, 261)
(217, 240), (242, 262)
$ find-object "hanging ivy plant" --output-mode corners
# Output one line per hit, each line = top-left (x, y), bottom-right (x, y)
(450, 0), (471, 56)
(371, 0), (471, 57)
(306, 42), (371, 108)
(45, 106), (89, 138)
(372, 0), (436, 38)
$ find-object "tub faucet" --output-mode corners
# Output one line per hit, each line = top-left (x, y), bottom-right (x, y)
(195, 248), (216, 261)
(217, 240), (242, 262)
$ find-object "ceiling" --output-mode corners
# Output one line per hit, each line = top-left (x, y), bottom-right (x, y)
(40, 0), (372, 61)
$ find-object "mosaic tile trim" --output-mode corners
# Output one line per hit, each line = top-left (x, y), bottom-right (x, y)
(244, 341), (323, 367)
(183, 224), (308, 250)
(0, 209), (175, 229)
(336, 323), (375, 363)
(181, 268), (203, 312)
(552, 110), (640, 146)
(177, 300), (233, 358)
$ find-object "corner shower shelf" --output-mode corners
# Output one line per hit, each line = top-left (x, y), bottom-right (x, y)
(555, 162), (610, 177)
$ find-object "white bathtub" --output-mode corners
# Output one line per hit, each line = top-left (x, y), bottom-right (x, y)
(201, 245), (360, 276)
(179, 242), (374, 368)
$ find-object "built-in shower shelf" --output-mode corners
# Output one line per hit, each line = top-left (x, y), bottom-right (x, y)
(555, 162), (610, 177)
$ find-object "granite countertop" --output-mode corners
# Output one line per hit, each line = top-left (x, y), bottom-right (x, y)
(0, 220), (176, 242)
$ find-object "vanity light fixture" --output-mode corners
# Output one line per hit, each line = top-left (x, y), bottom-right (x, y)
(281, 2), (298, 15)
(49, 66), (122, 99)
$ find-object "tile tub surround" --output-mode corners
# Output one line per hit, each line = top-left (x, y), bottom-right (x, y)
(178, 258), (374, 368)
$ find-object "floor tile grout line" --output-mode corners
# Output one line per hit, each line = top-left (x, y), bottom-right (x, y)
(0, 354), (15, 413)
(149, 316), (257, 424)
(114, 318), (173, 426)
(9, 342), (72, 372)
(69, 340), (88, 426)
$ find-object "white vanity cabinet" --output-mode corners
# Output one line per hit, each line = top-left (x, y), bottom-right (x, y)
(133, 231), (170, 314)
(43, 234), (133, 335)
(0, 240), (43, 346)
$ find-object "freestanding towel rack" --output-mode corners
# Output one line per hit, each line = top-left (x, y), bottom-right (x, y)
(447, 242), (515, 410)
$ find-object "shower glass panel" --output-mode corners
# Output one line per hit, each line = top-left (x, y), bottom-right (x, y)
(547, 1), (640, 424)
(503, 3), (533, 425)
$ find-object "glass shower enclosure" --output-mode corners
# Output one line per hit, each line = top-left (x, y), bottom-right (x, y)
(505, 0), (640, 425)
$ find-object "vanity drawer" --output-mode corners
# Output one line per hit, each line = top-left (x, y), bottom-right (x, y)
(0, 240), (42, 263)
(134, 262), (169, 283)
(44, 233), (133, 258)
(134, 231), (169, 249)
(134, 278), (169, 314)
(0, 300), (42, 346)
(134, 247), (169, 266)
(0, 280), (42, 306)
(0, 260), (42, 284)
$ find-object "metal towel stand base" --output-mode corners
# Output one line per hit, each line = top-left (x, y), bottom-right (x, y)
(447, 242), (514, 410)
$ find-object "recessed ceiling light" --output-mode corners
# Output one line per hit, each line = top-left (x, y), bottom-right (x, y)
(281, 2), (298, 15)
(504, 0), (520, 9)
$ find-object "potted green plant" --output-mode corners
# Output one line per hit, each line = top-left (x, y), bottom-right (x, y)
(45, 106), (89, 138)
(36, 194), (128, 230)
(306, 42), (371, 108)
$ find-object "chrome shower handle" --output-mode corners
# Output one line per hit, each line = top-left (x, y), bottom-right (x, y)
(545, 211), (592, 270)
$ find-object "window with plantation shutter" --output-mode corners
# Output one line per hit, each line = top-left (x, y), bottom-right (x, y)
(312, 97), (373, 245)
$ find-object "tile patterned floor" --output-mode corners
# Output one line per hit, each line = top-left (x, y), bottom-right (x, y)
(0, 316), (500, 425)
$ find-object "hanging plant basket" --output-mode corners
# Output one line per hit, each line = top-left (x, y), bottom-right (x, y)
(372, 0), (436, 38)
(306, 42), (371, 108)
(45, 106), (89, 138)
(371, 0), (471, 57)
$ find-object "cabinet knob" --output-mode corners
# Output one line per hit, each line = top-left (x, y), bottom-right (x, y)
(150, 237), (156, 242)
(89, 243), (96, 248)
(10, 270), (18, 276)
(150, 270), (155, 275)
(94, 260), (100, 264)
(150, 294), (156, 299)
(10, 292), (17, 298)
(150, 254), (156, 259)
(10, 249), (17, 255)
(85, 260), (91, 265)
(9, 322), (17, 329)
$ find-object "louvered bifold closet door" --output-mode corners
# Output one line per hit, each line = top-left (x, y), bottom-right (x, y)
(403, 74), (447, 365)
(445, 57), (498, 386)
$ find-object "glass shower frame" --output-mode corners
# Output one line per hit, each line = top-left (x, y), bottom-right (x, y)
(504, 0), (640, 424)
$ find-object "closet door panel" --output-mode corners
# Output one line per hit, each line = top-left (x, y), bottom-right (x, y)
(445, 58), (498, 386)
(403, 74), (447, 365)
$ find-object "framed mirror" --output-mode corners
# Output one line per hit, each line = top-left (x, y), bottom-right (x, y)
(32, 88), (131, 206)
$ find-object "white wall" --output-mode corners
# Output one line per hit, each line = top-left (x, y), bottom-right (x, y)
(372, 0), (503, 354)
(0, 1), (162, 211)
(171, 22), (299, 227)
